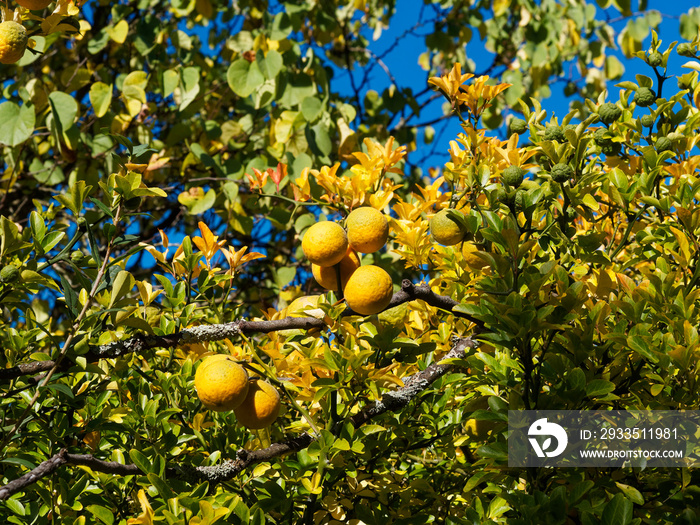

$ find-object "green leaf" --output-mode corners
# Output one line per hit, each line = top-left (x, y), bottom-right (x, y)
(109, 270), (135, 308)
(60, 275), (80, 318)
(179, 67), (200, 110)
(55, 180), (92, 216)
(30, 211), (46, 242)
(87, 505), (114, 525)
(48, 92), (78, 134)
(41, 231), (65, 254)
(301, 96), (323, 123)
(0, 458), (36, 469)
(148, 472), (175, 500)
(257, 49), (283, 80)
(615, 482), (645, 505)
(601, 493), (633, 525)
(89, 82), (113, 118)
(275, 266), (296, 289)
(585, 379), (615, 398)
(162, 69), (179, 98)
(627, 335), (658, 363)
(0, 101), (35, 147)
(227, 59), (264, 98)
(5, 497), (25, 516)
(128, 449), (152, 474)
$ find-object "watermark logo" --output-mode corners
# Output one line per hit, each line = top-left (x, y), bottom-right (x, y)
(528, 417), (568, 458)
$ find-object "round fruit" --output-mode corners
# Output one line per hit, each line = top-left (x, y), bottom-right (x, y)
(280, 295), (325, 337)
(312, 247), (360, 290)
(677, 43), (694, 57)
(301, 221), (348, 267)
(598, 102), (622, 125)
(430, 209), (467, 246)
(601, 143), (621, 156)
(543, 125), (564, 142)
(195, 354), (249, 412)
(513, 190), (525, 211)
(655, 136), (672, 152)
(16, 0), (52, 9)
(234, 379), (281, 429)
(634, 87), (656, 108)
(640, 114), (655, 128)
(346, 207), (389, 254)
(492, 187), (508, 206)
(551, 163), (573, 183)
(0, 21), (28, 65)
(0, 264), (20, 284)
(647, 52), (663, 67)
(343, 265), (394, 315)
(593, 128), (612, 146)
(286, 295), (324, 318)
(509, 118), (527, 135)
(502, 166), (525, 188)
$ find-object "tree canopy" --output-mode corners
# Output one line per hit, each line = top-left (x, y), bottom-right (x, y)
(3, 0), (700, 523)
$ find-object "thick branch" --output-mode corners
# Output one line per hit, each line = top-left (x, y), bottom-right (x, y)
(2, 281), (482, 383)
(0, 449), (68, 501)
(0, 336), (476, 498)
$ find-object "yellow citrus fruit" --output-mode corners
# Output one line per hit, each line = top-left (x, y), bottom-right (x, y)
(346, 207), (389, 253)
(234, 379), (281, 429)
(0, 21), (28, 65)
(16, 0), (52, 9)
(343, 265), (393, 315)
(279, 295), (327, 337)
(194, 354), (249, 412)
(312, 247), (361, 290)
(286, 295), (324, 318)
(430, 209), (467, 246)
(301, 221), (348, 267)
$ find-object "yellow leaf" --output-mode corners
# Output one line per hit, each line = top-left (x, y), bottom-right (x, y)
(108, 19), (129, 44)
(127, 490), (154, 525)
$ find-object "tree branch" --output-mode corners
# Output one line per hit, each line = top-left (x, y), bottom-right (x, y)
(2, 281), (483, 383)
(0, 336), (477, 499)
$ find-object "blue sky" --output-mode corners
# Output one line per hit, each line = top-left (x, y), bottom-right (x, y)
(330, 0), (700, 170)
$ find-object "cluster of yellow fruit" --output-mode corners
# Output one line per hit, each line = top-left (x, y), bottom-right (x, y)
(194, 354), (280, 429)
(301, 207), (394, 316)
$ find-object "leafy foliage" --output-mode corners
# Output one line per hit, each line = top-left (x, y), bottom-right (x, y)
(2, 1), (700, 524)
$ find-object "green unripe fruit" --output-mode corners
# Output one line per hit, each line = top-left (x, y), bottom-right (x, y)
(543, 125), (565, 142)
(513, 190), (525, 211)
(634, 87), (656, 108)
(602, 143), (622, 156)
(655, 136), (673, 152)
(677, 43), (694, 57)
(492, 187), (508, 205)
(551, 163), (573, 183)
(598, 102), (622, 124)
(0, 264), (20, 284)
(593, 128), (612, 146)
(640, 114), (655, 128)
(647, 52), (663, 67)
(502, 166), (525, 187)
(509, 118), (528, 135)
